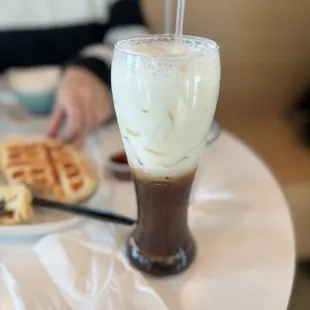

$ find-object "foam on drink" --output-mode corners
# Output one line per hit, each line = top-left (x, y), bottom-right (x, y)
(112, 39), (220, 179)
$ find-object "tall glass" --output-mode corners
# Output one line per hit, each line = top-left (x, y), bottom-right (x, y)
(111, 35), (220, 276)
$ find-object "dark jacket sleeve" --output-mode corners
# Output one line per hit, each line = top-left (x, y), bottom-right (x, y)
(67, 0), (149, 88)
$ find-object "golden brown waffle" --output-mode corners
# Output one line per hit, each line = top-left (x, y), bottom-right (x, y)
(0, 138), (98, 204)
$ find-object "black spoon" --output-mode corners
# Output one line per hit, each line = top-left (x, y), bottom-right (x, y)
(33, 197), (136, 226)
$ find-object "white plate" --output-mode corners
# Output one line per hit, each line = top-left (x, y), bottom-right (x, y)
(0, 134), (110, 237)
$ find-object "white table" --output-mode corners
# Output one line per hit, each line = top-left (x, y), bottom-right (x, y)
(0, 99), (295, 310)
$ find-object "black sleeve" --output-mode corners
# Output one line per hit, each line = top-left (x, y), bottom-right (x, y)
(67, 0), (149, 88)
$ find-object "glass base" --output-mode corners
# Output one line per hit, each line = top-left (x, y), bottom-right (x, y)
(127, 236), (196, 277)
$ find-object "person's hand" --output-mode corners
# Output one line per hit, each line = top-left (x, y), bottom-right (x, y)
(48, 67), (113, 148)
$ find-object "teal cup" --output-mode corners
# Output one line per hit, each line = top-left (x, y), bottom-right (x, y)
(7, 66), (61, 116)
(14, 91), (56, 115)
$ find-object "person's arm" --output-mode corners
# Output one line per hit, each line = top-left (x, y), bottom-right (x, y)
(48, 0), (149, 145)
(66, 0), (149, 89)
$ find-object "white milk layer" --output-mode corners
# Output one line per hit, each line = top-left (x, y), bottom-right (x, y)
(112, 40), (220, 178)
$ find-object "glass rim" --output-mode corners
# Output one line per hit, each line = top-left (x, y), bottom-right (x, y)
(114, 34), (219, 59)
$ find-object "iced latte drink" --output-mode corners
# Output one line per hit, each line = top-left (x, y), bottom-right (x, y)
(111, 35), (220, 276)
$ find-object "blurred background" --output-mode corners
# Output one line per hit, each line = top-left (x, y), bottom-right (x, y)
(143, 0), (310, 308)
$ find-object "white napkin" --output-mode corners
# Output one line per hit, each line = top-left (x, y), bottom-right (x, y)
(0, 224), (168, 310)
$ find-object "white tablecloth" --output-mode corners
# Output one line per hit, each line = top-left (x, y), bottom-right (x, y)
(0, 96), (295, 310)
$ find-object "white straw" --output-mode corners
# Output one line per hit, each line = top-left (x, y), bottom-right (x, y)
(175, 0), (186, 44)
(164, 0), (173, 33)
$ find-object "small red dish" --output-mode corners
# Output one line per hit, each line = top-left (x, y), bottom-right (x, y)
(108, 151), (131, 181)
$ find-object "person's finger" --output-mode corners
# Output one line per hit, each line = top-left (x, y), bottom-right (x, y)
(72, 106), (88, 149)
(81, 86), (93, 134)
(64, 96), (83, 142)
(89, 103), (102, 131)
(47, 105), (65, 137)
(73, 129), (87, 149)
(91, 95), (112, 130)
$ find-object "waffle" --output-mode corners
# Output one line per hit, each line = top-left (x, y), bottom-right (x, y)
(0, 185), (33, 225)
(0, 138), (98, 204)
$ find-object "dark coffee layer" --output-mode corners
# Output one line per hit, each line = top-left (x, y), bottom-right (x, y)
(131, 169), (196, 257)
